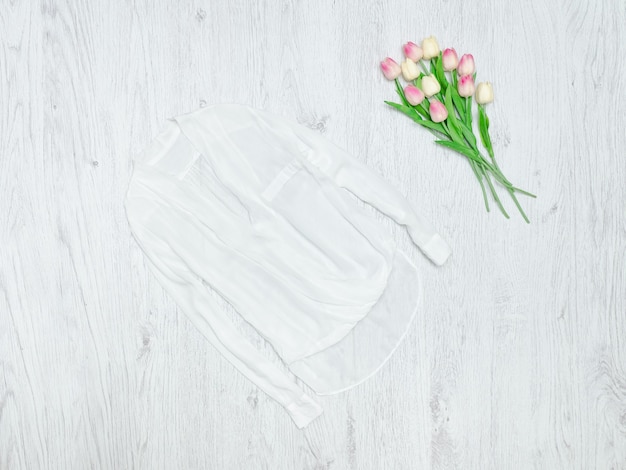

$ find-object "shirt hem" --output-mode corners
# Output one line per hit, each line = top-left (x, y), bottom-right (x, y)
(285, 392), (324, 429)
(295, 249), (423, 396)
(283, 239), (397, 365)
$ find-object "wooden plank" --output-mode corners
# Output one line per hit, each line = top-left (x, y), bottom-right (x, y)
(0, 0), (624, 468)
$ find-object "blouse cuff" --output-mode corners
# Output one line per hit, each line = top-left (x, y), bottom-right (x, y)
(285, 393), (324, 429)
(420, 233), (452, 266)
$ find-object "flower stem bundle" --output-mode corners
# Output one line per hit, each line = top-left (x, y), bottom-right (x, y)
(381, 38), (536, 222)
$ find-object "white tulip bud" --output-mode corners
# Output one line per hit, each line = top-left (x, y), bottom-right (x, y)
(401, 58), (420, 81)
(475, 82), (494, 104)
(421, 36), (440, 60)
(420, 74), (441, 97)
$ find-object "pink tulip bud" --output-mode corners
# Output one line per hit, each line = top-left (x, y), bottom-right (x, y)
(458, 75), (475, 97)
(380, 57), (402, 80)
(457, 54), (475, 76)
(442, 48), (459, 71)
(404, 85), (425, 106)
(429, 100), (448, 123)
(403, 41), (423, 62)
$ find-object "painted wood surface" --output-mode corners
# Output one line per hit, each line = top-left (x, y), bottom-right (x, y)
(1, 1), (625, 468)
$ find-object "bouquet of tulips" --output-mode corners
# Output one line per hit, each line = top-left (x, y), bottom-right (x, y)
(381, 36), (535, 222)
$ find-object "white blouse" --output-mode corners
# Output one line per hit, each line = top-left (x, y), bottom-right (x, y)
(124, 103), (451, 428)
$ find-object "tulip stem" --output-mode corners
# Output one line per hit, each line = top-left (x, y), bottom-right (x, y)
(478, 107), (537, 200)
(465, 97), (472, 127)
(469, 159), (490, 212)
(448, 121), (532, 221)
(481, 163), (509, 218)
(506, 186), (530, 223)
(442, 121), (490, 211)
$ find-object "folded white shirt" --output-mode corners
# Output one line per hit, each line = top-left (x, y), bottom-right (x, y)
(124, 103), (451, 429)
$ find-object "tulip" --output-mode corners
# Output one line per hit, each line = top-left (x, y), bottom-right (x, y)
(404, 85), (425, 106)
(475, 81), (494, 104)
(457, 54), (475, 76)
(420, 74), (441, 97)
(429, 100), (448, 123)
(442, 48), (459, 71)
(421, 36), (440, 60)
(380, 57), (402, 80)
(401, 58), (420, 81)
(403, 41), (423, 62)
(458, 75), (475, 97)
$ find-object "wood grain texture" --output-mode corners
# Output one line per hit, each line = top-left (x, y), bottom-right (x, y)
(1, 0), (625, 468)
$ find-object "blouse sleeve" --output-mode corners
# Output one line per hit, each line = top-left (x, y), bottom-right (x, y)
(252, 108), (452, 266)
(125, 205), (324, 429)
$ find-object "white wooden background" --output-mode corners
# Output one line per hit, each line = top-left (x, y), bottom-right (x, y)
(1, 0), (625, 468)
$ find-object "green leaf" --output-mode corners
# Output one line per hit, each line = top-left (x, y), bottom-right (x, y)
(465, 96), (473, 127)
(415, 119), (446, 134)
(435, 140), (481, 163)
(433, 53), (448, 92)
(385, 100), (448, 138)
(460, 123), (477, 148)
(395, 78), (409, 107)
(449, 83), (466, 116)
(414, 102), (430, 119)
(443, 87), (463, 144)
(418, 101), (430, 115)
(385, 101), (421, 123)
(448, 105), (476, 148)
(478, 105), (493, 157)
(449, 101), (476, 148)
